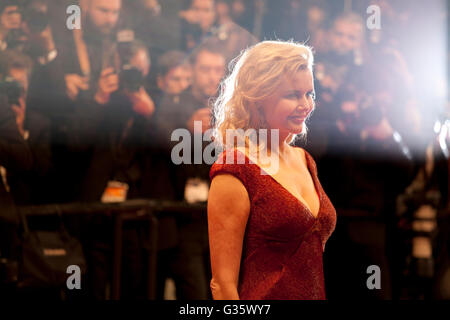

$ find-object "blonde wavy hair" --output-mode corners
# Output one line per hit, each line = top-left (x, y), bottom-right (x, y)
(212, 40), (314, 150)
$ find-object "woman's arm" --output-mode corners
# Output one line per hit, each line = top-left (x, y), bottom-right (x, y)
(207, 174), (250, 300)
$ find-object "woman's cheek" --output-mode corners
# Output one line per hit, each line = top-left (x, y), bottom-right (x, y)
(284, 99), (298, 114)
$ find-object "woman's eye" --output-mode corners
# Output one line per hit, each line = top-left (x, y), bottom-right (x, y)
(286, 93), (298, 99)
(307, 91), (316, 100)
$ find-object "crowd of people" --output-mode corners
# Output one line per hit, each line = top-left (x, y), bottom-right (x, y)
(0, 0), (448, 299)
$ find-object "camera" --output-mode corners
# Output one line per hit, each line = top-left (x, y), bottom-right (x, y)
(120, 64), (144, 93)
(0, 77), (24, 106)
(23, 3), (49, 33)
(117, 40), (146, 93)
(3, 28), (28, 51)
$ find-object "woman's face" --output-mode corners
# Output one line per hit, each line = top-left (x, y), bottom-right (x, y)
(261, 69), (315, 139)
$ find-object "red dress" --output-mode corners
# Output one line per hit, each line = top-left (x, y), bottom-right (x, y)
(209, 147), (337, 300)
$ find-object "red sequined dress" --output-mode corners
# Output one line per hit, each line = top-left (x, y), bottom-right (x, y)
(209, 147), (337, 300)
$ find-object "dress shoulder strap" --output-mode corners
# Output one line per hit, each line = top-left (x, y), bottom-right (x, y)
(209, 148), (253, 188)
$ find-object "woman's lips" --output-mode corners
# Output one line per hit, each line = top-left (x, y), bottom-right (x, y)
(288, 116), (306, 124)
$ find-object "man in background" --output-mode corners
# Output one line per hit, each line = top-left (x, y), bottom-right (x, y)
(155, 42), (226, 299)
(0, 50), (51, 206)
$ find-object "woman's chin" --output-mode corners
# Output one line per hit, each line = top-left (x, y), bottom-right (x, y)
(289, 124), (304, 135)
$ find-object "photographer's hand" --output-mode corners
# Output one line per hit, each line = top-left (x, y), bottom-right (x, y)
(65, 74), (89, 101)
(126, 87), (155, 117)
(11, 97), (26, 138)
(38, 25), (55, 52)
(187, 107), (211, 133)
(24, 24), (56, 54)
(95, 68), (119, 105)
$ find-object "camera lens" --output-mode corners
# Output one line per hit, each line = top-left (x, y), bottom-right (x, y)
(24, 7), (49, 33)
(0, 77), (24, 106)
(120, 65), (144, 92)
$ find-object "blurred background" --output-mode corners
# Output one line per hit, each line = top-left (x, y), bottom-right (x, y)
(0, 0), (449, 300)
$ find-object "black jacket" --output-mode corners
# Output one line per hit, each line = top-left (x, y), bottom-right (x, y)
(7, 109), (52, 205)
(155, 90), (215, 201)
(0, 94), (33, 223)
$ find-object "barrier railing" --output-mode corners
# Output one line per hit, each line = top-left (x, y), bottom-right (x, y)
(16, 199), (207, 300)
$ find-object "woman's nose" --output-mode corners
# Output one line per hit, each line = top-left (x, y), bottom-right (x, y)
(296, 97), (312, 112)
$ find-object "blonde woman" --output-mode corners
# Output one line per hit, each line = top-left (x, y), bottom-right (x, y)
(207, 40), (337, 300)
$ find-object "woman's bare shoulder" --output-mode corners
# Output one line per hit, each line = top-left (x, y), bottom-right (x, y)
(210, 173), (248, 199)
(211, 147), (251, 195)
(208, 174), (250, 217)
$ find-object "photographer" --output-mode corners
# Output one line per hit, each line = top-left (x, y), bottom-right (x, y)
(155, 42), (226, 300)
(0, 53), (34, 291)
(76, 39), (155, 201)
(25, 0), (123, 203)
(0, 50), (51, 206)
(21, 0), (57, 64)
(0, 1), (25, 51)
(180, 0), (256, 62)
(0, 89), (32, 220)
(305, 12), (367, 159)
(129, 0), (184, 63)
(0, 0), (57, 64)
(73, 40), (156, 300)
(310, 13), (416, 300)
(153, 50), (192, 107)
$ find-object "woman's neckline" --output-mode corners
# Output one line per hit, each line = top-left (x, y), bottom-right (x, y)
(234, 146), (322, 219)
